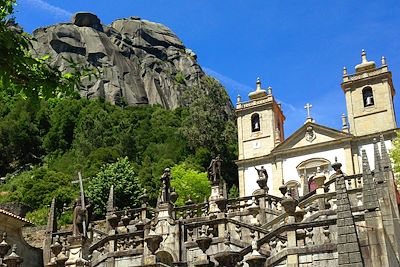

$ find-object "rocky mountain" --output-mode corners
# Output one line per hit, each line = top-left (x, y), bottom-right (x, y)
(30, 12), (211, 109)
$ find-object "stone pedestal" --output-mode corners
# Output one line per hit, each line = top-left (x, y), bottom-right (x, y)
(65, 236), (89, 266)
(209, 186), (222, 213)
(157, 202), (173, 219)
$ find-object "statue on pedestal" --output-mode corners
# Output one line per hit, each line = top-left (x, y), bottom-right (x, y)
(72, 198), (90, 237)
(160, 168), (171, 203)
(207, 155), (222, 185)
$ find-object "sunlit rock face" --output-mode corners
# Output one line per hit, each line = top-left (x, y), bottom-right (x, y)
(30, 12), (204, 108)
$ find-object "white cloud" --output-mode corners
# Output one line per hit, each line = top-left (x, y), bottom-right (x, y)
(26, 0), (72, 19)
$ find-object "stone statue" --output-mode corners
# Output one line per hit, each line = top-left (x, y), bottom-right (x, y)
(72, 198), (90, 237)
(207, 155), (222, 185)
(255, 166), (268, 181)
(160, 168), (171, 203)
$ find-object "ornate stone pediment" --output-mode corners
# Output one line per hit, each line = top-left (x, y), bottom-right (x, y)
(272, 122), (352, 152)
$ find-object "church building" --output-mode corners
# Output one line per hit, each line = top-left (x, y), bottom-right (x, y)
(236, 50), (398, 197)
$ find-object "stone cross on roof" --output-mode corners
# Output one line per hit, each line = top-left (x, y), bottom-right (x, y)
(304, 103), (313, 123)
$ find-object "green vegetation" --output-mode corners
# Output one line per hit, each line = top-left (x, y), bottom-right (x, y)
(390, 132), (400, 177)
(0, 0), (238, 225)
(171, 163), (210, 206)
(87, 157), (143, 217)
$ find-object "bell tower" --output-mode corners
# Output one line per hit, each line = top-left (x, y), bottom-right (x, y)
(341, 50), (397, 136)
(236, 78), (285, 161)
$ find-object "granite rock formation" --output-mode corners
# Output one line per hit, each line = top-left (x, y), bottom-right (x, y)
(30, 12), (208, 109)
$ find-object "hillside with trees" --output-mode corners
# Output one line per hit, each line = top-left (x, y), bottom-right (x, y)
(0, 0), (238, 225)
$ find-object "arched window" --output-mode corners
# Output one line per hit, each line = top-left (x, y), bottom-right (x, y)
(296, 158), (331, 195)
(251, 113), (260, 132)
(363, 87), (374, 107)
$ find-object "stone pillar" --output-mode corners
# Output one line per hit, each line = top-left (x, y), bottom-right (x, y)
(253, 189), (266, 224)
(209, 185), (222, 213)
(281, 195), (298, 267)
(336, 172), (363, 266)
(286, 216), (298, 267)
(44, 198), (57, 265)
(314, 170), (326, 210)
(344, 144), (354, 175)
(238, 167), (246, 197)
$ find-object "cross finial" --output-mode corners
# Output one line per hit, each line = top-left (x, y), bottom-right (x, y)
(304, 103), (313, 122)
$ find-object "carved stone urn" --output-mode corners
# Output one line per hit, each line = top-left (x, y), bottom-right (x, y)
(215, 197), (227, 212)
(313, 172), (326, 188)
(294, 206), (305, 222)
(107, 213), (119, 229)
(279, 185), (287, 196)
(3, 245), (23, 267)
(145, 233), (163, 255)
(0, 233), (11, 258)
(246, 253), (266, 267)
(194, 233), (214, 267)
(214, 250), (242, 267)
(281, 196), (297, 216)
(170, 189), (178, 204)
(196, 235), (212, 254)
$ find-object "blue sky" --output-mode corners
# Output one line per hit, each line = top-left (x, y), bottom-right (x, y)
(13, 0), (400, 136)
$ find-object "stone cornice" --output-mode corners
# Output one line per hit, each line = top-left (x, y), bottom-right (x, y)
(235, 137), (352, 167)
(235, 126), (398, 167)
(236, 95), (274, 113)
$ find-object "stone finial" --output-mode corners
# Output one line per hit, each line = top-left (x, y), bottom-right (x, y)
(46, 198), (58, 234)
(331, 157), (343, 175)
(362, 150), (379, 211)
(246, 233), (266, 267)
(236, 95), (241, 104)
(380, 134), (391, 170)
(256, 77), (261, 91)
(106, 185), (115, 214)
(361, 49), (367, 63)
(248, 77), (267, 99)
(3, 244), (22, 266)
(373, 138), (381, 172)
(355, 49), (376, 73)
(381, 56), (387, 66)
(361, 149), (371, 174)
(341, 114), (349, 132)
(343, 66), (347, 76)
(267, 86), (272, 95)
(50, 235), (62, 258)
(0, 233), (11, 258)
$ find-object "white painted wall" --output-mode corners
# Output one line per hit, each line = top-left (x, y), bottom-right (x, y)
(281, 148), (346, 184)
(243, 163), (273, 196)
(357, 140), (392, 170)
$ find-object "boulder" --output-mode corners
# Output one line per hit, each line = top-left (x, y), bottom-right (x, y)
(29, 13), (229, 111)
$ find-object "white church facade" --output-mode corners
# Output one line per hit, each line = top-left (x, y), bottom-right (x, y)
(236, 50), (397, 198)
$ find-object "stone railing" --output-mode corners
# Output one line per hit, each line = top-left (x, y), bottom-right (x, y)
(89, 230), (144, 255)
(173, 202), (209, 220)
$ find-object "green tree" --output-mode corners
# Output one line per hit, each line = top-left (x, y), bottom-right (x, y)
(390, 132), (400, 176)
(87, 157), (143, 217)
(170, 163), (211, 206)
(0, 167), (77, 210)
